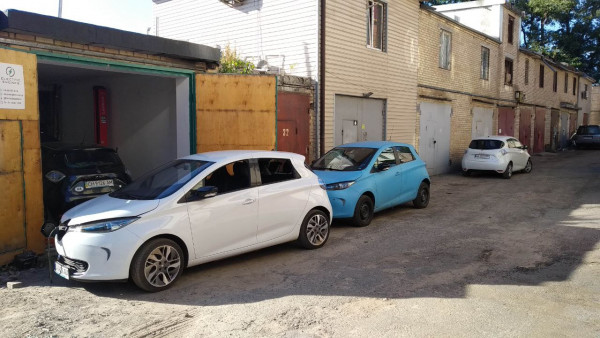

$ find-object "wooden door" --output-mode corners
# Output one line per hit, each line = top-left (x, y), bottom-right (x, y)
(519, 108), (532, 150)
(534, 107), (546, 153)
(277, 92), (310, 159)
(497, 107), (515, 136)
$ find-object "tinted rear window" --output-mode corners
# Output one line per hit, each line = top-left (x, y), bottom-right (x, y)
(469, 140), (504, 150)
(577, 125), (600, 135)
(64, 149), (122, 169)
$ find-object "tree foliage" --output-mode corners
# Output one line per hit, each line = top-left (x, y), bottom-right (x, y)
(426, 0), (600, 81)
(219, 45), (255, 74)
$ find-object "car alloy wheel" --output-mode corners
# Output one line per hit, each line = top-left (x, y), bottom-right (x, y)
(131, 238), (184, 292)
(523, 159), (532, 173)
(298, 209), (330, 249)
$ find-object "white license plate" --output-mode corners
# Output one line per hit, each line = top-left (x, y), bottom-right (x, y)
(54, 261), (70, 280)
(85, 179), (114, 189)
(475, 154), (490, 159)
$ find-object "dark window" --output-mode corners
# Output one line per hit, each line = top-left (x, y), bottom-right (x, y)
(258, 158), (299, 185)
(539, 65), (544, 88)
(440, 30), (452, 70)
(395, 146), (415, 163)
(203, 160), (251, 195)
(367, 0), (387, 51)
(524, 59), (529, 85)
(577, 125), (600, 135)
(508, 16), (515, 44)
(374, 147), (397, 169)
(564, 73), (568, 93)
(583, 84), (588, 99)
(469, 139), (504, 150)
(64, 149), (122, 169)
(312, 147), (377, 171)
(573, 77), (577, 95)
(553, 72), (557, 92)
(481, 47), (490, 80)
(110, 159), (212, 200)
(505, 58), (513, 85)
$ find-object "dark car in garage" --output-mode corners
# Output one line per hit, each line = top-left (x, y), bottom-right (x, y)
(42, 143), (132, 225)
(571, 125), (600, 148)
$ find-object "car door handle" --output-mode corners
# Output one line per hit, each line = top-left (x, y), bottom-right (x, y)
(395, 171), (401, 176)
(242, 198), (256, 205)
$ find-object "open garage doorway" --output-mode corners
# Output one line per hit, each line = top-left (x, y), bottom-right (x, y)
(37, 59), (193, 179)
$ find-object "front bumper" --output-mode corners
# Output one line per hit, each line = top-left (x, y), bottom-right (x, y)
(54, 227), (141, 281)
(326, 188), (362, 219)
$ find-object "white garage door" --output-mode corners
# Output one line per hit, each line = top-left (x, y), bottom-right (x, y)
(334, 95), (385, 146)
(472, 107), (493, 139)
(419, 102), (451, 175)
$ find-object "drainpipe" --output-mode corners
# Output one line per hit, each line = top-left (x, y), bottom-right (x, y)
(319, 0), (326, 157)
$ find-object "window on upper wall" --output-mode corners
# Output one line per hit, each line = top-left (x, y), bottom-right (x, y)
(564, 73), (568, 93)
(573, 77), (577, 95)
(367, 0), (387, 51)
(553, 72), (558, 92)
(439, 30), (452, 70)
(505, 58), (513, 85)
(508, 16), (515, 44)
(539, 65), (544, 88)
(524, 59), (529, 84)
(481, 47), (489, 80)
(582, 84), (588, 99)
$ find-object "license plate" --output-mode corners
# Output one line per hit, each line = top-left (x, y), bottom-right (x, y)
(85, 179), (114, 189)
(54, 261), (70, 280)
(475, 154), (490, 159)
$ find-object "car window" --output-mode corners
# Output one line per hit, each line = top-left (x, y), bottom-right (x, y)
(513, 139), (524, 148)
(507, 139), (516, 148)
(201, 160), (252, 195)
(394, 146), (415, 163)
(110, 159), (212, 200)
(258, 158), (299, 185)
(469, 139), (504, 150)
(311, 147), (377, 171)
(64, 149), (122, 169)
(578, 125), (600, 135)
(373, 147), (397, 168)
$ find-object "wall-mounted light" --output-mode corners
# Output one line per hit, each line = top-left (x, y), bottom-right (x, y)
(514, 90), (525, 102)
(362, 92), (373, 98)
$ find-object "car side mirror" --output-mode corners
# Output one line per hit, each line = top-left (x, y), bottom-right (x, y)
(41, 221), (57, 238)
(522, 145), (528, 150)
(191, 186), (218, 200)
(377, 162), (391, 171)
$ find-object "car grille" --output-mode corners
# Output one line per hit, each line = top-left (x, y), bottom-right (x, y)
(57, 255), (89, 274)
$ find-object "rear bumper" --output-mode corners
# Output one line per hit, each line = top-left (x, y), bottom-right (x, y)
(462, 157), (507, 172)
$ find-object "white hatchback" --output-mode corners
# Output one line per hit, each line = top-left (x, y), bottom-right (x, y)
(461, 136), (532, 179)
(49, 150), (332, 292)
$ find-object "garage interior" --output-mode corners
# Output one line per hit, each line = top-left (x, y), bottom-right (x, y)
(37, 60), (191, 179)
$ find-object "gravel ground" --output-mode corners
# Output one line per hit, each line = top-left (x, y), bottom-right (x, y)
(1, 149), (599, 337)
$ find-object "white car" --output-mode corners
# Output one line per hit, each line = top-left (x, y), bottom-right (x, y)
(461, 136), (532, 179)
(49, 151), (332, 292)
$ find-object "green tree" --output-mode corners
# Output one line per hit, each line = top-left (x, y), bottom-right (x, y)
(219, 45), (255, 74)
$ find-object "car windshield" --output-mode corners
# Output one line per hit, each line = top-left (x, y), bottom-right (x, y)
(577, 125), (600, 135)
(110, 159), (213, 200)
(311, 147), (377, 171)
(64, 149), (122, 169)
(469, 139), (504, 150)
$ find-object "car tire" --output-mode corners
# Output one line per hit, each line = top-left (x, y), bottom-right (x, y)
(351, 195), (374, 227)
(523, 159), (532, 173)
(502, 162), (513, 179)
(297, 209), (330, 249)
(462, 170), (471, 177)
(413, 182), (430, 209)
(130, 238), (184, 292)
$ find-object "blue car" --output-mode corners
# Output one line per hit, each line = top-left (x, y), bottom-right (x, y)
(311, 141), (430, 226)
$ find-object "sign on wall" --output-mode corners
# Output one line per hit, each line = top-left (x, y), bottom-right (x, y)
(0, 63), (25, 109)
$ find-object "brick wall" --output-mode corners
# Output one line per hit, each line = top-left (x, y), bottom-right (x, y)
(591, 86), (600, 125)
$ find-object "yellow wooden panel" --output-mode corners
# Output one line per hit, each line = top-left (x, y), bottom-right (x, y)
(23, 147), (45, 253)
(0, 48), (39, 121)
(0, 172), (26, 254)
(196, 74), (276, 152)
(0, 120), (22, 172)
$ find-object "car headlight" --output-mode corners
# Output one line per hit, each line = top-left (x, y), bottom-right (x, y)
(326, 181), (355, 190)
(69, 217), (139, 233)
(45, 170), (66, 183)
(318, 178), (327, 190)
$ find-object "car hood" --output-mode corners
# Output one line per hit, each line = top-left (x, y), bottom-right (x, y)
(312, 170), (364, 184)
(61, 194), (160, 225)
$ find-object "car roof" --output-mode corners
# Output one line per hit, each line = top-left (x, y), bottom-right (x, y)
(471, 136), (514, 142)
(336, 141), (413, 149)
(183, 150), (305, 163)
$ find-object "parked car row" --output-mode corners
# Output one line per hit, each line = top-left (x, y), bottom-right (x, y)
(42, 141), (431, 292)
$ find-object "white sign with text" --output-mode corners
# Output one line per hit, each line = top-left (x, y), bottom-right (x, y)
(0, 63), (25, 109)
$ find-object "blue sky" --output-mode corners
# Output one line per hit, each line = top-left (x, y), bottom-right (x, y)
(1, 0), (153, 34)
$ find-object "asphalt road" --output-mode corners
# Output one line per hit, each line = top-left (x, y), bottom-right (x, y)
(1, 149), (599, 337)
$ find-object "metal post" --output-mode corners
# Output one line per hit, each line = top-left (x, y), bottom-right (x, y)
(58, 0), (63, 18)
